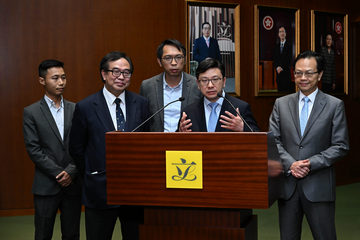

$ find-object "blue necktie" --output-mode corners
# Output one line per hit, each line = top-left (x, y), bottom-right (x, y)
(114, 98), (125, 131)
(208, 102), (219, 132)
(300, 97), (310, 136)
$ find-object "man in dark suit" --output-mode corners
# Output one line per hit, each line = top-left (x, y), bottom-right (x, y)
(23, 59), (82, 240)
(269, 51), (349, 239)
(69, 52), (149, 240)
(273, 26), (294, 92)
(140, 39), (202, 132)
(193, 22), (221, 63)
(178, 58), (259, 132)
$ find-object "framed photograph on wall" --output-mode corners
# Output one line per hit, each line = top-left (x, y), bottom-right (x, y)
(311, 10), (348, 95)
(186, 1), (240, 96)
(254, 5), (300, 96)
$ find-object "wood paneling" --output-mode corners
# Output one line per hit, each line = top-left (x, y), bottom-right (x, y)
(0, 0), (359, 215)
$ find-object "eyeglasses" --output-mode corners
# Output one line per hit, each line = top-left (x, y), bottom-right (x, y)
(294, 71), (319, 78)
(198, 77), (223, 86)
(161, 55), (184, 63)
(106, 68), (132, 78)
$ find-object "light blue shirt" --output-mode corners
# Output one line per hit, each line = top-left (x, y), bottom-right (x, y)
(203, 91), (225, 130)
(44, 95), (64, 140)
(298, 88), (318, 121)
(163, 73), (183, 132)
(103, 87), (126, 130)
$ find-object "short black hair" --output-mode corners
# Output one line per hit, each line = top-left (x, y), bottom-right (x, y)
(156, 39), (186, 59)
(38, 59), (64, 78)
(202, 22), (211, 29)
(195, 58), (225, 79)
(99, 51), (133, 83)
(294, 50), (325, 73)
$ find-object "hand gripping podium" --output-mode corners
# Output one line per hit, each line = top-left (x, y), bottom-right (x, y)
(106, 132), (282, 240)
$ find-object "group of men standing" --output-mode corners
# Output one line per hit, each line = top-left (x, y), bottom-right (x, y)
(23, 37), (348, 240)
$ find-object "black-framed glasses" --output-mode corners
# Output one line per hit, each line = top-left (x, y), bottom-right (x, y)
(161, 55), (184, 63)
(294, 71), (319, 78)
(106, 68), (132, 78)
(198, 77), (223, 86)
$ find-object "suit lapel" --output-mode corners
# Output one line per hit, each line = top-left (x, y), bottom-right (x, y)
(63, 100), (72, 140)
(302, 91), (327, 139)
(181, 73), (192, 110)
(94, 91), (115, 132)
(155, 75), (164, 125)
(40, 98), (63, 144)
(124, 90), (136, 132)
(288, 92), (301, 138)
(215, 95), (232, 132)
(198, 98), (207, 132)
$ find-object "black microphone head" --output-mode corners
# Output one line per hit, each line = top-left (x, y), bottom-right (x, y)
(179, 97), (185, 101)
(217, 93), (223, 98)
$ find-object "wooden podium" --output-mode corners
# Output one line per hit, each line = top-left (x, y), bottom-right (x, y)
(106, 132), (282, 240)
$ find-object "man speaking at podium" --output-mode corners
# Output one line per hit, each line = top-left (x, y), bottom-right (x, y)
(178, 58), (259, 132)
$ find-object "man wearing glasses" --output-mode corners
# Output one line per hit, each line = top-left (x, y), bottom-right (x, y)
(140, 39), (202, 132)
(69, 51), (149, 240)
(269, 51), (349, 239)
(178, 58), (259, 132)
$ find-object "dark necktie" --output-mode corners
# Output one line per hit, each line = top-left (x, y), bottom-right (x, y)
(280, 42), (284, 53)
(114, 98), (125, 131)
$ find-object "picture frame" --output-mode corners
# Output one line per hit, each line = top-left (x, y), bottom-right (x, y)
(186, 0), (240, 96)
(254, 5), (300, 96)
(311, 10), (348, 95)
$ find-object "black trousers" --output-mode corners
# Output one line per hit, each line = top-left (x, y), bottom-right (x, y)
(33, 191), (82, 240)
(278, 183), (336, 240)
(85, 206), (144, 240)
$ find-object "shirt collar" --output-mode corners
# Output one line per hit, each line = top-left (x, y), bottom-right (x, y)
(299, 88), (318, 103)
(163, 72), (183, 90)
(44, 95), (63, 109)
(103, 86), (125, 105)
(204, 90), (225, 107)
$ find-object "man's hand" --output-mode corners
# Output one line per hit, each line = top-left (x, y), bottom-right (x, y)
(290, 159), (310, 178)
(179, 112), (192, 132)
(276, 66), (283, 74)
(56, 171), (72, 187)
(219, 108), (244, 132)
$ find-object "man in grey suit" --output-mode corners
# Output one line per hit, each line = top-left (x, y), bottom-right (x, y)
(140, 39), (202, 132)
(23, 59), (81, 240)
(269, 51), (349, 240)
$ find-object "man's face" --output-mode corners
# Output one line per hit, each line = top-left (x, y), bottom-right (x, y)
(197, 68), (226, 102)
(278, 27), (286, 41)
(326, 35), (333, 48)
(202, 24), (211, 38)
(102, 58), (131, 96)
(157, 45), (185, 78)
(294, 57), (323, 96)
(39, 67), (66, 98)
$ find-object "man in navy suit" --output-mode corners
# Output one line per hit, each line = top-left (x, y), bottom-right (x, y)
(23, 59), (82, 239)
(193, 22), (221, 63)
(69, 52), (149, 240)
(178, 58), (259, 132)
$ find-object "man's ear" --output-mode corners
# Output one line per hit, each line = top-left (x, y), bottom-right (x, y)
(39, 77), (45, 86)
(318, 71), (324, 81)
(101, 70), (107, 82)
(157, 58), (163, 68)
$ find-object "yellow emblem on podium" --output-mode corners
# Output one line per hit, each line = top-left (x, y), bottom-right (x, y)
(166, 151), (203, 189)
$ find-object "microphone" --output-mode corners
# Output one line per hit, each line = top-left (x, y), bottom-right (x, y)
(217, 93), (254, 132)
(131, 97), (185, 132)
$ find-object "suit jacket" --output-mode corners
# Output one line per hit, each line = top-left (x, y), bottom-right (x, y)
(140, 72), (202, 132)
(23, 98), (81, 196)
(193, 37), (221, 63)
(179, 94), (260, 132)
(269, 90), (349, 202)
(69, 89), (149, 209)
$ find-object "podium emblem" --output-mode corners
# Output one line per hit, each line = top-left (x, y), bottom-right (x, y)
(166, 151), (203, 189)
